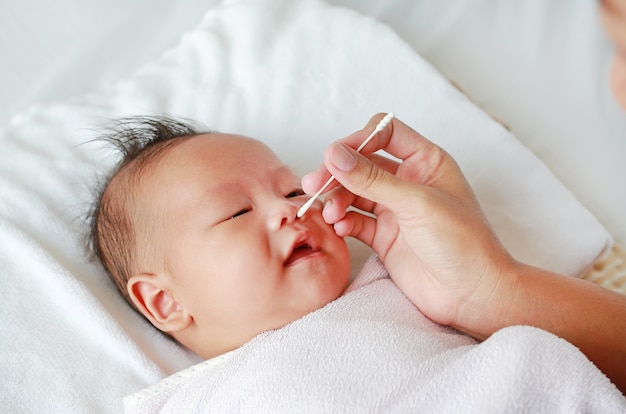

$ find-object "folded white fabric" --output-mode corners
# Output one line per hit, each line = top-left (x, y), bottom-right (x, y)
(0, 0), (613, 412)
(125, 256), (626, 413)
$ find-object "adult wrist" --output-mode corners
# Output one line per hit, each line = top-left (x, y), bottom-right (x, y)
(452, 256), (524, 341)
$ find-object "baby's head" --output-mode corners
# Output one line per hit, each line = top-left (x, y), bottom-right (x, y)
(90, 116), (350, 358)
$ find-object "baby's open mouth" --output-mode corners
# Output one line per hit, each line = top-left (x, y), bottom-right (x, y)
(285, 240), (319, 265)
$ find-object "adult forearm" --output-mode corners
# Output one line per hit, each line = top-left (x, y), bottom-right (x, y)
(456, 262), (626, 394)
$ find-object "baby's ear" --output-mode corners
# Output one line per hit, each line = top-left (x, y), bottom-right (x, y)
(127, 274), (192, 333)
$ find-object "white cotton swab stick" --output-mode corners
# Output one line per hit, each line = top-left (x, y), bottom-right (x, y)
(296, 112), (395, 218)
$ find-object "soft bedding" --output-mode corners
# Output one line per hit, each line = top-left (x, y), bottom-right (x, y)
(0, 0), (619, 412)
(125, 257), (626, 413)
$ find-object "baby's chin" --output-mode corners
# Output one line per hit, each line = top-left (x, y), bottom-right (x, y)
(278, 288), (347, 328)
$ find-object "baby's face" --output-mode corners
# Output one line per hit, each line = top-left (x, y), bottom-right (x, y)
(138, 134), (350, 357)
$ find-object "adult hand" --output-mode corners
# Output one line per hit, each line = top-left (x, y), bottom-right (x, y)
(304, 114), (626, 392)
(302, 113), (516, 332)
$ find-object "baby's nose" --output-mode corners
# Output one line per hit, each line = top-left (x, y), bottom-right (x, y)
(269, 198), (303, 231)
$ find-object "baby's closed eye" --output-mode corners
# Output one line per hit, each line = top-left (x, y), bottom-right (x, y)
(226, 189), (303, 221)
(230, 209), (250, 219)
(285, 189), (305, 198)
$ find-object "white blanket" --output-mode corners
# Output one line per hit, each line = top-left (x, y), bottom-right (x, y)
(125, 256), (626, 413)
(0, 0), (614, 412)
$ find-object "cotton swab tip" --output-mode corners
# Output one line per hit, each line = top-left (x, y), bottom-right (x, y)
(296, 175), (335, 218)
(379, 112), (394, 129)
(296, 198), (315, 218)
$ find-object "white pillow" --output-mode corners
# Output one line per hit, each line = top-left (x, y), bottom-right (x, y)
(331, 0), (626, 244)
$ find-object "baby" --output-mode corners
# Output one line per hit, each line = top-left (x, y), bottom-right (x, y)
(90, 116), (351, 359)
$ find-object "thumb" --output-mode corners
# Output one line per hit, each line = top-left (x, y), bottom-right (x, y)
(325, 142), (409, 209)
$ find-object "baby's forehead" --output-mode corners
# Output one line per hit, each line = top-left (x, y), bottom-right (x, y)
(173, 133), (276, 159)
(139, 133), (298, 192)
(181, 133), (292, 167)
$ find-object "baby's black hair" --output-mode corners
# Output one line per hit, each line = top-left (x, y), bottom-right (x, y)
(88, 115), (209, 306)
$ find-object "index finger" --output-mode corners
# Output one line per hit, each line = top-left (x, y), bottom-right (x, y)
(339, 113), (439, 163)
(338, 113), (471, 195)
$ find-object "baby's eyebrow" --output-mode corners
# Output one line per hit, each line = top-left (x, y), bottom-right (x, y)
(201, 165), (299, 200)
(268, 164), (300, 182)
(202, 180), (238, 196)
(198, 166), (294, 200)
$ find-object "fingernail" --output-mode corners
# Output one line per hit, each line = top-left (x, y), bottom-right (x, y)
(330, 143), (356, 171)
(301, 172), (314, 191)
(322, 199), (334, 222)
(324, 198), (332, 208)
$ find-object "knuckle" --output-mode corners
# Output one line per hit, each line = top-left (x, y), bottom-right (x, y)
(360, 160), (387, 190)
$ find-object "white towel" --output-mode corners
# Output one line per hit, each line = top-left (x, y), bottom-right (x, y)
(125, 256), (626, 413)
